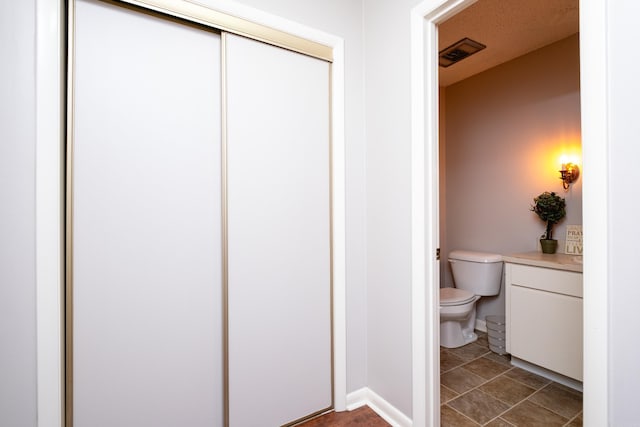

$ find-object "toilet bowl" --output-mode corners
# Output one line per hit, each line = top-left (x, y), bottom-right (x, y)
(440, 287), (481, 348)
(439, 250), (503, 349)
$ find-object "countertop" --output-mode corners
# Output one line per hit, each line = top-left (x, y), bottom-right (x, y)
(502, 252), (583, 273)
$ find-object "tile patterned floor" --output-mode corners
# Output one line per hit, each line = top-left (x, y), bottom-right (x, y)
(441, 331), (583, 426)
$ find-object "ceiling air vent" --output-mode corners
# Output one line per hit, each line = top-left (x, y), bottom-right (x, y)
(439, 38), (486, 68)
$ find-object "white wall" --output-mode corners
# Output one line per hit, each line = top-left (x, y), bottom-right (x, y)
(607, 0), (640, 424)
(363, 0), (421, 418)
(442, 34), (582, 321)
(0, 1), (38, 426)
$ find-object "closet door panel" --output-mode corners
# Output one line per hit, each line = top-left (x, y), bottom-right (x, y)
(226, 34), (332, 426)
(72, 1), (223, 425)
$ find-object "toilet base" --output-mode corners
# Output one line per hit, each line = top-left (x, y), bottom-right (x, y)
(440, 301), (478, 348)
(440, 320), (478, 348)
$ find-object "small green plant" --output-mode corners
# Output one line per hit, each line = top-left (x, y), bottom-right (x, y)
(531, 191), (566, 240)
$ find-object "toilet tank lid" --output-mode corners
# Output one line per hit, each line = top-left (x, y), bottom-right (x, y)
(449, 250), (502, 263)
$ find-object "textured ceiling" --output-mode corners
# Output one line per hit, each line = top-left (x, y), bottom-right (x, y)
(438, 0), (579, 87)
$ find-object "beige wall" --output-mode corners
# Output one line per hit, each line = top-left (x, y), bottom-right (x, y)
(441, 34), (582, 321)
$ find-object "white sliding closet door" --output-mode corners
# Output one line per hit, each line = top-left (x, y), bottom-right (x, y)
(72, 1), (223, 425)
(225, 34), (332, 426)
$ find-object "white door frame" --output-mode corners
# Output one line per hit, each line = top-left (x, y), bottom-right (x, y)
(410, 0), (609, 426)
(35, 1), (347, 426)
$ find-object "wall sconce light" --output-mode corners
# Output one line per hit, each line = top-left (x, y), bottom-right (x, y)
(559, 162), (580, 190)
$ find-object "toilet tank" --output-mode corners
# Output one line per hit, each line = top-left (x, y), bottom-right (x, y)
(448, 250), (503, 296)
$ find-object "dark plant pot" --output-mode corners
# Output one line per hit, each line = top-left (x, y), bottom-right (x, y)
(540, 239), (558, 254)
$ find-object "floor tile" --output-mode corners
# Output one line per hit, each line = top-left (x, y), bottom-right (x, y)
(446, 342), (490, 361)
(463, 356), (512, 380)
(483, 351), (512, 366)
(528, 383), (582, 419)
(441, 366), (486, 394)
(484, 418), (516, 427)
(476, 331), (489, 347)
(501, 400), (568, 427)
(565, 411), (583, 427)
(480, 375), (536, 406)
(440, 384), (458, 404)
(447, 389), (510, 424)
(440, 405), (480, 427)
(441, 348), (466, 372)
(440, 331), (583, 427)
(504, 367), (552, 390)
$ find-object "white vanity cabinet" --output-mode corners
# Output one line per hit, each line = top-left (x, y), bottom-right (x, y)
(504, 254), (583, 382)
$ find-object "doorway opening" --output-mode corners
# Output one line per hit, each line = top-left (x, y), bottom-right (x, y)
(410, 0), (609, 426)
(438, 1), (582, 423)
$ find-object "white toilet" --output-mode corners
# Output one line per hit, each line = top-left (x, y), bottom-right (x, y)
(440, 250), (503, 348)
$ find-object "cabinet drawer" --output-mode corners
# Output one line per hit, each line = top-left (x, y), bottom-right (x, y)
(510, 264), (582, 297)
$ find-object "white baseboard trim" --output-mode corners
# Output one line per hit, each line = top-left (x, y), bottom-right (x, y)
(345, 387), (412, 427)
(475, 318), (487, 333)
(345, 387), (368, 410)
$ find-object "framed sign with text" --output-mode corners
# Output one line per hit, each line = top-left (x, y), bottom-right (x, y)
(565, 225), (583, 255)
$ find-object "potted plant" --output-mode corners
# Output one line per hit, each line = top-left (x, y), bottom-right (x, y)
(531, 191), (566, 254)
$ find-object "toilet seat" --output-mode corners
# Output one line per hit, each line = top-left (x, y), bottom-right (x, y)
(440, 287), (476, 306)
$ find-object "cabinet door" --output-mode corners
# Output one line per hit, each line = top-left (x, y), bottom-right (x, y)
(226, 34), (332, 426)
(72, 1), (223, 425)
(510, 285), (583, 381)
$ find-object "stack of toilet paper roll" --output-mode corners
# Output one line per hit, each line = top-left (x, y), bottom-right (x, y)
(486, 315), (507, 355)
